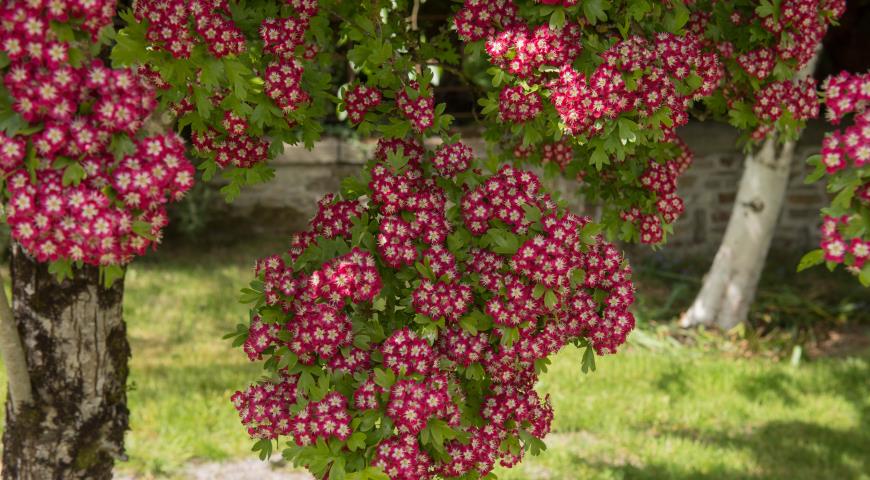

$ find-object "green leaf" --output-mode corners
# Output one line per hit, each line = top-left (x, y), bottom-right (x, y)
(544, 289), (558, 310)
(582, 0), (609, 24)
(803, 154), (825, 184)
(581, 345), (597, 373)
(664, 2), (690, 32)
(62, 162), (86, 187)
(373, 368), (395, 389)
(193, 86), (213, 120)
(132, 221), (157, 241)
(330, 458), (346, 480)
(522, 203), (542, 223)
(831, 183), (857, 210)
(252, 439), (273, 461)
(860, 264), (870, 287)
(590, 147), (608, 170)
(500, 327), (520, 347)
(796, 249), (824, 272)
(223, 58), (251, 101)
(200, 58), (225, 90)
(617, 118), (637, 145)
(369, 40), (393, 66)
(47, 259), (74, 282)
(464, 363), (485, 380)
(549, 9), (566, 29)
(756, 0), (775, 18)
(51, 21), (76, 42)
(581, 222), (605, 244)
(109, 134), (137, 160)
(346, 467), (390, 480)
(100, 265), (125, 289)
(372, 296), (386, 312)
(346, 432), (367, 452)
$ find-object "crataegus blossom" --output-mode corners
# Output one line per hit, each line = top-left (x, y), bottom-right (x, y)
(813, 71), (870, 277)
(0, 2), (194, 266)
(232, 137), (637, 479)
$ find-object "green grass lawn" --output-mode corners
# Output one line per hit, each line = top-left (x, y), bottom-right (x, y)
(5, 240), (870, 479)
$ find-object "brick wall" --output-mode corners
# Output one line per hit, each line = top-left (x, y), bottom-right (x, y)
(222, 121), (830, 253)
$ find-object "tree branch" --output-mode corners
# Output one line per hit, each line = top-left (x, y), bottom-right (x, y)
(0, 257), (32, 412)
(409, 0), (420, 31)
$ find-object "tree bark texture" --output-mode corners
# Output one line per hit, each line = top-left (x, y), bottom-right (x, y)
(2, 244), (129, 480)
(680, 137), (796, 330)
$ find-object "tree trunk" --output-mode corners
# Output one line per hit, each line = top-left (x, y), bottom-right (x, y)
(2, 244), (129, 480)
(680, 48), (821, 331)
(680, 138), (796, 330)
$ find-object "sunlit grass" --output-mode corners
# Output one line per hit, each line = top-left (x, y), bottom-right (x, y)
(497, 349), (869, 480)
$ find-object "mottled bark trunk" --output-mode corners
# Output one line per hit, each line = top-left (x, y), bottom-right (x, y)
(2, 244), (129, 480)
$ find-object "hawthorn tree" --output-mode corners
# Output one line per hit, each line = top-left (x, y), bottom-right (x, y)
(113, 0), (726, 478)
(679, 0), (846, 330)
(0, 1), (194, 478)
(0, 0), (862, 480)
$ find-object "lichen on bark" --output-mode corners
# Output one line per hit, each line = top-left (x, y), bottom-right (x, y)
(2, 244), (130, 480)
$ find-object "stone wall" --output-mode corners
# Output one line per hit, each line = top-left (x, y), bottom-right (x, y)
(221, 121), (830, 253)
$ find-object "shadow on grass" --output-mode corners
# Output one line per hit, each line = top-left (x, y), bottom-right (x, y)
(659, 420), (870, 480)
(736, 370), (800, 407)
(578, 356), (870, 480)
(661, 358), (870, 479)
(653, 364), (690, 398)
(575, 459), (749, 480)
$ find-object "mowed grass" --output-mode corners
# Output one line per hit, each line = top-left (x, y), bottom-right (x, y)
(3, 240), (869, 479)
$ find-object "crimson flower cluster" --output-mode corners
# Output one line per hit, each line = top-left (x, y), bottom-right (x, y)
(137, 0), (321, 171)
(454, 1), (719, 246)
(343, 84), (383, 124)
(231, 376), (298, 440)
(617, 140), (693, 244)
(432, 142), (473, 178)
(498, 85), (543, 123)
(541, 140), (574, 171)
(456, 0), (722, 142)
(134, 0), (245, 58)
(753, 78), (819, 124)
(397, 82), (435, 133)
(232, 135), (637, 479)
(485, 23), (583, 80)
(192, 123), (270, 169)
(551, 33), (722, 140)
(453, 0), (520, 43)
(689, 0), (843, 139)
(816, 71), (870, 275)
(820, 215), (868, 271)
(287, 392), (352, 446)
(0, 3), (194, 265)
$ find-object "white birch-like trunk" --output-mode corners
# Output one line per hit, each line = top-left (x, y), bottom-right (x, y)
(680, 137), (796, 329)
(680, 50), (821, 330)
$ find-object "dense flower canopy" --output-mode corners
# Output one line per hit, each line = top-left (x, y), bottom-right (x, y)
(0, 0), (194, 266)
(810, 71), (870, 282)
(231, 136), (636, 479)
(1, 0), (861, 478)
